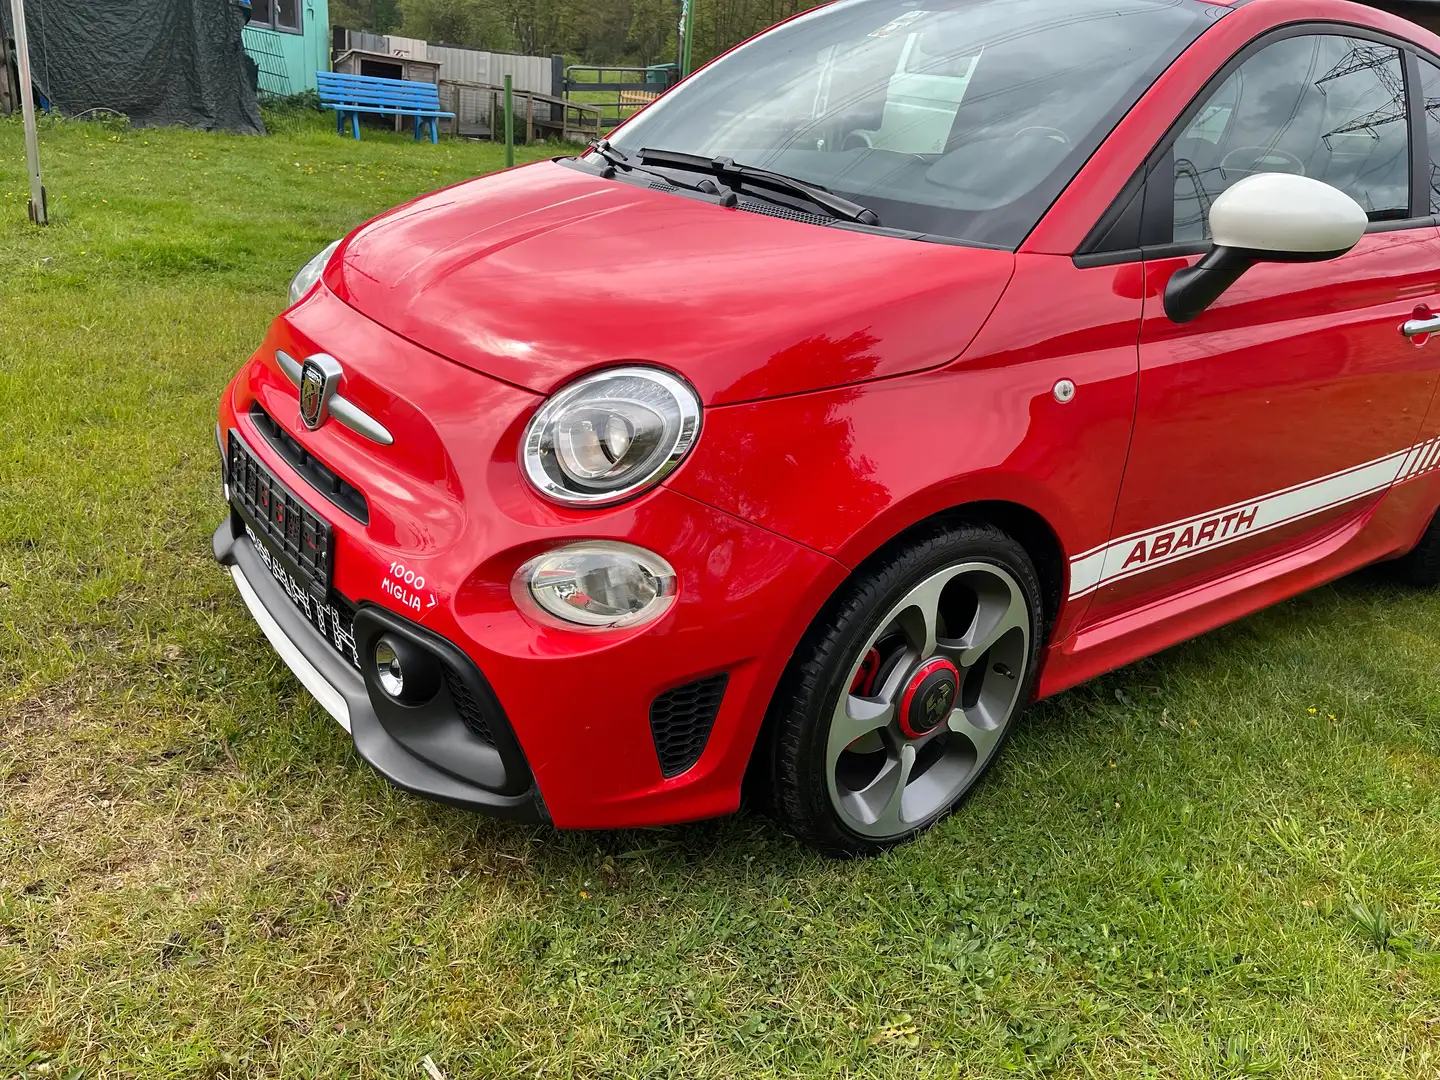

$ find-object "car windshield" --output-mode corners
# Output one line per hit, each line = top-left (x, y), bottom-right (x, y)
(609, 0), (1218, 248)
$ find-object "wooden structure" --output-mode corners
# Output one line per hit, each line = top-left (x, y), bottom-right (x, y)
(318, 71), (455, 142)
(441, 79), (604, 143)
(333, 48), (440, 85)
(0, 27), (13, 116)
(333, 30), (555, 98)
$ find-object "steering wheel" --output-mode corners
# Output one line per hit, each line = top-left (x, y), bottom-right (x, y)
(1219, 145), (1305, 175)
(1016, 126), (1070, 145)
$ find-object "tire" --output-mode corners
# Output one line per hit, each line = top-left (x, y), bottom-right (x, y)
(766, 520), (1044, 857)
(1393, 509), (1440, 586)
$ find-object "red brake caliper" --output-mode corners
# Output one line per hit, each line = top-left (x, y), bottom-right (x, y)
(846, 647), (883, 751)
(850, 647), (881, 695)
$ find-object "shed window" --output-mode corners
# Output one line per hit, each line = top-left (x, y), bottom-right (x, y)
(250, 0), (301, 34)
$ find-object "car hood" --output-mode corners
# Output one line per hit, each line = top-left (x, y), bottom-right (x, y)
(328, 161), (1015, 405)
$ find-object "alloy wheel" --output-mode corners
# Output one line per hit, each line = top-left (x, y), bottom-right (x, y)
(824, 561), (1031, 840)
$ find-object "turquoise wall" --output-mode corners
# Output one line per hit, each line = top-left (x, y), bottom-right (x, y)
(244, 0), (330, 95)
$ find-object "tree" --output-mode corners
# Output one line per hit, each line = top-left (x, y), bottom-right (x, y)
(497, 0), (576, 57)
(628, 0), (676, 67)
(329, 0), (403, 34)
(327, 0), (827, 68)
(399, 0), (512, 48)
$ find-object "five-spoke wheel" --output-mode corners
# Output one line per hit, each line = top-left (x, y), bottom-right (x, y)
(767, 521), (1041, 855)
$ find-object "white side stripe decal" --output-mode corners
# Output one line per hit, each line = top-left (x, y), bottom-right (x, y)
(1068, 438), (1440, 599)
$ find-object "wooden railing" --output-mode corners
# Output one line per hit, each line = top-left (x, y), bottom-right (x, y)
(440, 80), (603, 144)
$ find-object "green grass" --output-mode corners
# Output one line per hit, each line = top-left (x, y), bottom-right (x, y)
(5, 111), (1440, 1078)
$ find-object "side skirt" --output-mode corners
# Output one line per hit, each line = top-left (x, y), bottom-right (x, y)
(1036, 478), (1438, 699)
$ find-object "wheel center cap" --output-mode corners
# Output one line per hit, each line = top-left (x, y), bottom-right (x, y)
(898, 657), (960, 739)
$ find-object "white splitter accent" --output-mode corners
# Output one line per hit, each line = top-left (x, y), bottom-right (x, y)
(230, 565), (353, 733)
(1068, 438), (1439, 599)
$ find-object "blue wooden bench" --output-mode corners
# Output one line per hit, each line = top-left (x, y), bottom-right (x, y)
(317, 71), (455, 144)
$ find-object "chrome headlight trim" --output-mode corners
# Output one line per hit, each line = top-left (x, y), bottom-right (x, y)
(521, 366), (702, 507)
(512, 541), (678, 630)
(288, 239), (342, 307)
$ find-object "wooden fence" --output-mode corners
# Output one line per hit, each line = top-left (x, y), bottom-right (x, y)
(440, 80), (604, 144)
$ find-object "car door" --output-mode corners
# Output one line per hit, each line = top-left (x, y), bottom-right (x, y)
(1079, 29), (1440, 627)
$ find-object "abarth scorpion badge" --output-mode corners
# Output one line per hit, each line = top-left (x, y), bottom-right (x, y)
(298, 353), (344, 431)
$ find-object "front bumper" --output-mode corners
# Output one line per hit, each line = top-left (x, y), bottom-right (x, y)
(214, 517), (547, 821)
(214, 285), (848, 828)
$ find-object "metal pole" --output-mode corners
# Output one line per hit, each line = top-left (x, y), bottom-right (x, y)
(679, 0), (692, 78)
(9, 0), (46, 224)
(503, 74), (514, 168)
(679, 0), (691, 78)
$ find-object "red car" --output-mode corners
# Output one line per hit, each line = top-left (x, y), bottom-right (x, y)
(215, 0), (1440, 854)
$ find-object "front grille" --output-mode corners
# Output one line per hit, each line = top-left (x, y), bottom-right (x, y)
(229, 434), (332, 590)
(249, 403), (369, 524)
(649, 674), (728, 778)
(444, 664), (494, 745)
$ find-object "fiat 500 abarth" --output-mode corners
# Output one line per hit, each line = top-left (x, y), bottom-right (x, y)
(215, 0), (1440, 854)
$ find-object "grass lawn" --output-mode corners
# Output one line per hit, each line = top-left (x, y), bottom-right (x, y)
(4, 111), (1440, 1079)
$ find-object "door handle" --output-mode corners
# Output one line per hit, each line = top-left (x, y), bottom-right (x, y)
(1402, 315), (1440, 337)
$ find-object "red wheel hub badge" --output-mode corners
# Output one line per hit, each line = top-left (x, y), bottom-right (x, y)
(897, 657), (960, 739)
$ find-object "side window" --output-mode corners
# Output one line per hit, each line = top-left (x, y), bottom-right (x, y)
(1173, 36), (1410, 243)
(1418, 58), (1440, 214)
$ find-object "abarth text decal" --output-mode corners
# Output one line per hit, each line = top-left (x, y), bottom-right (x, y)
(1068, 436), (1440, 599)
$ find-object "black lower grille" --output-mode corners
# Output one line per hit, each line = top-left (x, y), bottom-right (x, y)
(229, 433), (332, 591)
(649, 674), (728, 778)
(444, 664), (494, 745)
(249, 403), (369, 524)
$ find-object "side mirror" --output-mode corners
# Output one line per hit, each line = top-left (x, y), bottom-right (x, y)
(1164, 173), (1368, 323)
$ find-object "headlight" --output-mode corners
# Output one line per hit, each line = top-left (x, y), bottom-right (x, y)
(522, 367), (701, 506)
(288, 239), (342, 306)
(513, 542), (677, 629)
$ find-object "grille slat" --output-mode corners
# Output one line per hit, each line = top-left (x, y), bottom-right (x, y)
(649, 674), (728, 778)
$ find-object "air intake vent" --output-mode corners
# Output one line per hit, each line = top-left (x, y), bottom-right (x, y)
(443, 664), (494, 745)
(736, 197), (830, 227)
(649, 674), (728, 778)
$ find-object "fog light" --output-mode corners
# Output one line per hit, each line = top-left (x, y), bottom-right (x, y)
(513, 541), (677, 630)
(371, 634), (440, 705)
(375, 637), (405, 698)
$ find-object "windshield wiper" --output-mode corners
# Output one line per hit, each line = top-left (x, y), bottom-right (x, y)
(588, 138), (630, 171)
(585, 139), (739, 203)
(638, 149), (882, 226)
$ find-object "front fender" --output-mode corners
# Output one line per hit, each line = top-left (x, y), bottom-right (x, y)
(667, 254), (1144, 644)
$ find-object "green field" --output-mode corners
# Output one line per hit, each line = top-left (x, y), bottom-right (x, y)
(5, 111), (1440, 1078)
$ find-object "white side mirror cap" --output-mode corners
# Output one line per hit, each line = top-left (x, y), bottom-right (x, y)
(1209, 172), (1368, 258)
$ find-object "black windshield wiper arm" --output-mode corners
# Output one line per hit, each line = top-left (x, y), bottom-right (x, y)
(588, 138), (630, 170)
(586, 140), (739, 203)
(637, 149), (881, 226)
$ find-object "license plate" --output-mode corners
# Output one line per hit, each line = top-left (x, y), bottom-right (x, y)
(246, 524), (361, 669)
(228, 432), (361, 669)
(228, 431), (332, 598)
